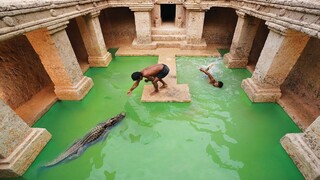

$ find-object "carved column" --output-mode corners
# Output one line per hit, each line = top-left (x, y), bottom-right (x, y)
(241, 22), (309, 102)
(0, 99), (51, 178)
(76, 11), (112, 67)
(25, 22), (94, 100)
(131, 7), (156, 49)
(224, 11), (260, 68)
(281, 116), (320, 180)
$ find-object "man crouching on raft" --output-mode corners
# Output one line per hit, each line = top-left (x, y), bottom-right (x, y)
(127, 64), (170, 96)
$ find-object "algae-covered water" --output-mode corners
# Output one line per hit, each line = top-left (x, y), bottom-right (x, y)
(17, 50), (303, 179)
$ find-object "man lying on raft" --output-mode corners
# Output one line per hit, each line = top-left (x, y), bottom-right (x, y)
(199, 63), (223, 88)
(128, 64), (170, 96)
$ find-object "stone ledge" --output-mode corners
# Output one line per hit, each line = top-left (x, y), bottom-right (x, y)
(141, 84), (191, 102)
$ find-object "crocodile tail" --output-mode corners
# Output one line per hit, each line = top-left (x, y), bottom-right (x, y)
(45, 141), (82, 167)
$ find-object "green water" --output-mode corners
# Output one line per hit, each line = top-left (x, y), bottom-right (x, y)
(17, 52), (303, 179)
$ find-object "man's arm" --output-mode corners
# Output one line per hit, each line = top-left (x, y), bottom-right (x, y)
(127, 80), (140, 95)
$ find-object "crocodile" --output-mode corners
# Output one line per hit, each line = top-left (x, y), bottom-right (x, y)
(45, 112), (126, 167)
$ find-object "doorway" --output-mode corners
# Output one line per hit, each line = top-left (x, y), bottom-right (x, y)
(161, 4), (176, 22)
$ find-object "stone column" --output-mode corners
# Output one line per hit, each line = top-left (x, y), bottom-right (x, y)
(185, 10), (205, 44)
(175, 4), (185, 28)
(241, 22), (309, 102)
(281, 116), (320, 180)
(224, 11), (260, 68)
(152, 4), (161, 27)
(25, 22), (94, 100)
(76, 11), (112, 67)
(131, 7), (155, 49)
(0, 99), (51, 178)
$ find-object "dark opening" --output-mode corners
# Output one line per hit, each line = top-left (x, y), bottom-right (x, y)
(161, 4), (176, 22)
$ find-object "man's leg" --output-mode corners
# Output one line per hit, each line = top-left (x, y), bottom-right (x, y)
(150, 77), (160, 95)
(159, 79), (168, 89)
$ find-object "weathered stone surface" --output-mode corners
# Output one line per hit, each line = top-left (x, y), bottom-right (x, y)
(0, 99), (51, 178)
(224, 11), (260, 68)
(76, 12), (112, 67)
(281, 116), (320, 180)
(25, 24), (93, 100)
(0, 35), (52, 110)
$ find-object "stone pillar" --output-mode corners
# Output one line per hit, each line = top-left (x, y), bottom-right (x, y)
(153, 4), (161, 27)
(76, 11), (112, 67)
(241, 22), (309, 102)
(281, 116), (320, 180)
(131, 7), (155, 49)
(224, 11), (260, 68)
(0, 99), (51, 178)
(175, 4), (185, 28)
(185, 10), (205, 44)
(25, 22), (94, 100)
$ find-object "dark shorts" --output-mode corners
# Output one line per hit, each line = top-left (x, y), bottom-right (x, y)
(155, 64), (170, 79)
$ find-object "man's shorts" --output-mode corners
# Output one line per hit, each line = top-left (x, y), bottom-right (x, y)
(156, 64), (170, 79)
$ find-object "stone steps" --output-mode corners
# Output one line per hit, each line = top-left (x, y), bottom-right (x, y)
(152, 34), (186, 41)
(155, 40), (182, 48)
(151, 28), (186, 35)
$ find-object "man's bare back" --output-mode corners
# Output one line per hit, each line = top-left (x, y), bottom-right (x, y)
(127, 64), (170, 96)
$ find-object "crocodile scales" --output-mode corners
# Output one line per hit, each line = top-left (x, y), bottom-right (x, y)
(45, 112), (126, 167)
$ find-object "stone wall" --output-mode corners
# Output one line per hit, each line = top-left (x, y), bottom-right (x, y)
(99, 7), (136, 48)
(203, 7), (237, 45)
(0, 36), (52, 109)
(281, 37), (320, 112)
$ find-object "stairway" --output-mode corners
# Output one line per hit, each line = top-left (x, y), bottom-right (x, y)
(151, 23), (206, 50)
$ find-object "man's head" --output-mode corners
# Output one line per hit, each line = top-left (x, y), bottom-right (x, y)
(131, 72), (142, 81)
(214, 81), (224, 88)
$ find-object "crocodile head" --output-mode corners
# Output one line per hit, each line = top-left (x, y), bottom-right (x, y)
(103, 112), (126, 127)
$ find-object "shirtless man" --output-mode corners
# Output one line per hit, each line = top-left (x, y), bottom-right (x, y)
(127, 64), (170, 96)
(199, 64), (223, 88)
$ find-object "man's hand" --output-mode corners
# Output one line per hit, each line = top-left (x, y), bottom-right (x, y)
(127, 90), (132, 96)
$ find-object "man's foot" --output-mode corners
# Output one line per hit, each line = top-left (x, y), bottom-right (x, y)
(160, 84), (168, 89)
(200, 68), (205, 72)
(150, 90), (159, 96)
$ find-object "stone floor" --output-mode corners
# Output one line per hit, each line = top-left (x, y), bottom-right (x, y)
(116, 45), (223, 102)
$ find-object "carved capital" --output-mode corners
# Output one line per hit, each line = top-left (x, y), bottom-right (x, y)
(90, 11), (101, 18)
(236, 10), (246, 18)
(47, 21), (69, 35)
